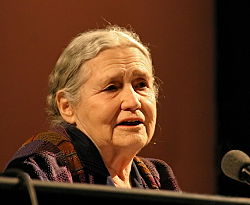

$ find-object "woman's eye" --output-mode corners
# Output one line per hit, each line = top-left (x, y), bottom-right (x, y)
(104, 84), (118, 92)
(135, 81), (148, 89)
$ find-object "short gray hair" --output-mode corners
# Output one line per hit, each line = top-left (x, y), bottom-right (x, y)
(46, 25), (156, 126)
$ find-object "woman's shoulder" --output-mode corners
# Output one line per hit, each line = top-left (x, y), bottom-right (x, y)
(12, 129), (70, 159)
(135, 156), (181, 191)
(135, 156), (173, 172)
(3, 129), (74, 181)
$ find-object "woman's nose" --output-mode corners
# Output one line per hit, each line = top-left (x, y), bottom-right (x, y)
(120, 86), (141, 111)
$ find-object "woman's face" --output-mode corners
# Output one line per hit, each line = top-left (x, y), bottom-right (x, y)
(72, 47), (157, 152)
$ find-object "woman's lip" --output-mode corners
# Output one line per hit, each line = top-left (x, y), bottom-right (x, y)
(115, 121), (144, 127)
(116, 123), (143, 127)
(116, 118), (144, 126)
(115, 123), (144, 130)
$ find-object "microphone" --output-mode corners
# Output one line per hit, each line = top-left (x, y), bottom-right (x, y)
(221, 150), (250, 185)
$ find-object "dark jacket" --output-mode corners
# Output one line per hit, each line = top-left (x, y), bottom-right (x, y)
(5, 124), (180, 191)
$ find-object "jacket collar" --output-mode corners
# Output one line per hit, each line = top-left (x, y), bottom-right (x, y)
(55, 124), (110, 176)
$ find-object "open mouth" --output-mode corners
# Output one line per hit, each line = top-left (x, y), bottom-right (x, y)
(116, 120), (143, 126)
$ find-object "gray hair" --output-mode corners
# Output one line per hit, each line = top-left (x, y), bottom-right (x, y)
(46, 25), (157, 126)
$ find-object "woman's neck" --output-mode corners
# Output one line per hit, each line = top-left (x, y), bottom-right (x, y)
(112, 175), (132, 188)
(107, 163), (133, 188)
(100, 149), (134, 188)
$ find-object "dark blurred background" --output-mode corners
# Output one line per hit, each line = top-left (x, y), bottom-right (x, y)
(0, 0), (249, 197)
(215, 0), (250, 197)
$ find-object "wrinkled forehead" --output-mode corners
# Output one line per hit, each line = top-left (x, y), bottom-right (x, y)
(95, 45), (152, 66)
(80, 46), (153, 82)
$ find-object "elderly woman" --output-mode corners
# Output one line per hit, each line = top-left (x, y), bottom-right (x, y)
(5, 25), (180, 190)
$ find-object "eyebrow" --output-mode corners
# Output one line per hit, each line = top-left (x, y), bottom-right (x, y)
(130, 69), (152, 79)
(99, 68), (152, 86)
(99, 72), (124, 85)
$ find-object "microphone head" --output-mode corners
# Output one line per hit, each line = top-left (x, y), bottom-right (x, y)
(221, 150), (250, 182)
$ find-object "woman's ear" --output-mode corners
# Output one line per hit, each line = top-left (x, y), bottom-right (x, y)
(56, 90), (76, 124)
